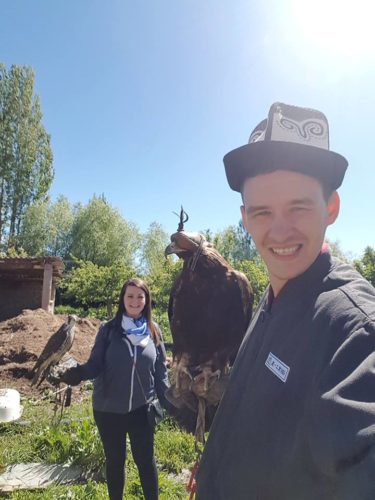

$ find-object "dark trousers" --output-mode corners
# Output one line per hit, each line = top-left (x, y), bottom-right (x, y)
(94, 405), (158, 500)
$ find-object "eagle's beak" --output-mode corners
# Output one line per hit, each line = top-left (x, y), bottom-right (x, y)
(165, 242), (177, 257)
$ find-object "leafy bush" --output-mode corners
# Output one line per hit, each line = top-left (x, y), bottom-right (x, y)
(54, 305), (84, 316)
(59, 259), (135, 317)
(55, 304), (109, 320)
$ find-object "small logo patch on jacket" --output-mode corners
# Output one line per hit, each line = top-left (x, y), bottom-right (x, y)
(265, 352), (290, 382)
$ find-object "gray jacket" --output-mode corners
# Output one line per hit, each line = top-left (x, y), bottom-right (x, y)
(197, 252), (375, 500)
(80, 318), (169, 414)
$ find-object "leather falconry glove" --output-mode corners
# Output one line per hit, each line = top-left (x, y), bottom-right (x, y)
(60, 366), (83, 386)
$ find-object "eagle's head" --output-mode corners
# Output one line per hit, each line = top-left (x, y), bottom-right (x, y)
(67, 314), (78, 325)
(165, 231), (210, 258)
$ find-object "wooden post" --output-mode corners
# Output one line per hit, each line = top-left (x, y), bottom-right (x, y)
(41, 263), (53, 312)
(49, 285), (56, 314)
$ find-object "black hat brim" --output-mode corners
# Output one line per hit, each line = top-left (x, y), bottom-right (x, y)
(224, 141), (348, 192)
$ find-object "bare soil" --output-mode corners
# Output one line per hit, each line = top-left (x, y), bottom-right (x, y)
(0, 309), (101, 398)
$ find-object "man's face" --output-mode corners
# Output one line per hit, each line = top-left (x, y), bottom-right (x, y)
(241, 170), (340, 296)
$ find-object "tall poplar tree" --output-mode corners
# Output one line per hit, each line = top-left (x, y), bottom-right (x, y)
(0, 63), (53, 249)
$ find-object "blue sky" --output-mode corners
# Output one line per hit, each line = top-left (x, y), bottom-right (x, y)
(1, 0), (374, 258)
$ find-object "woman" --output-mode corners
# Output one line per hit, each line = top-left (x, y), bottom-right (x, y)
(60, 278), (170, 500)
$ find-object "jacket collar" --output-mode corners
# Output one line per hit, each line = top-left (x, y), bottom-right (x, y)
(267, 251), (334, 313)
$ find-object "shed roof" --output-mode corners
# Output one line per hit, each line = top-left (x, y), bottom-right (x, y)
(0, 257), (64, 281)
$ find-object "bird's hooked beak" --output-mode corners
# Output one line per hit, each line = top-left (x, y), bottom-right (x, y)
(165, 241), (180, 257)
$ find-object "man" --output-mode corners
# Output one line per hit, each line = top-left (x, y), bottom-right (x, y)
(196, 102), (375, 499)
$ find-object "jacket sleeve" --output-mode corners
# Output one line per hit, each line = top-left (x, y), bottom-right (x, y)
(154, 339), (171, 410)
(78, 322), (109, 380)
(307, 322), (375, 499)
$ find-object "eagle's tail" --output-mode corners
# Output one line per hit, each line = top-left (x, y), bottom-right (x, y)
(30, 372), (39, 386)
(31, 365), (43, 386)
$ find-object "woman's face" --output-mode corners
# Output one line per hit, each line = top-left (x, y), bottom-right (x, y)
(123, 285), (147, 319)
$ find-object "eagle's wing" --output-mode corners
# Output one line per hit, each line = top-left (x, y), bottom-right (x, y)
(170, 261), (252, 368)
(168, 271), (187, 354)
(31, 321), (75, 387)
(32, 323), (70, 370)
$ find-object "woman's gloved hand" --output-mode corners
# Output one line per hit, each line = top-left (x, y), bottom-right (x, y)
(59, 365), (83, 386)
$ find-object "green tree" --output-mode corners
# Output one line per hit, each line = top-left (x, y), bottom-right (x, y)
(141, 221), (170, 274)
(353, 246), (375, 286)
(70, 195), (141, 266)
(0, 63), (53, 249)
(61, 259), (135, 317)
(209, 221), (257, 265)
(18, 195), (76, 257)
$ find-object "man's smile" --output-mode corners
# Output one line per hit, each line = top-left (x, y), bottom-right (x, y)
(270, 244), (302, 256)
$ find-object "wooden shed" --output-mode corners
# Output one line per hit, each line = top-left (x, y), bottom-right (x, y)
(0, 257), (64, 321)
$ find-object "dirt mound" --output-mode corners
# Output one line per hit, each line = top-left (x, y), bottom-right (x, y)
(0, 309), (101, 398)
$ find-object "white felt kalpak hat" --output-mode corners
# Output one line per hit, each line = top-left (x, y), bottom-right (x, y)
(224, 102), (348, 192)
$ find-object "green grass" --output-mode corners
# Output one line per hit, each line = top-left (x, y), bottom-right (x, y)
(1, 476), (188, 499)
(1, 482), (108, 499)
(155, 419), (196, 474)
(0, 396), (194, 499)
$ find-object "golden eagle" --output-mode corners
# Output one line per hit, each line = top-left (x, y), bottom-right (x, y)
(31, 314), (77, 387)
(165, 209), (253, 441)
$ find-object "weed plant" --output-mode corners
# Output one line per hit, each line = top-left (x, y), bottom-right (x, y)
(34, 418), (105, 475)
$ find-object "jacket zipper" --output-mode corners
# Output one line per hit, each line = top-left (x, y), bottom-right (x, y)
(124, 339), (135, 412)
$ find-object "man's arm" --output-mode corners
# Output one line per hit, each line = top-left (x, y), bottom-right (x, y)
(307, 322), (375, 498)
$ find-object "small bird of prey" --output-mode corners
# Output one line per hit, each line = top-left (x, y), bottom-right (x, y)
(31, 314), (78, 388)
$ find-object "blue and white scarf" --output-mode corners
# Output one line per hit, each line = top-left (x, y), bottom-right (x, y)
(121, 314), (150, 347)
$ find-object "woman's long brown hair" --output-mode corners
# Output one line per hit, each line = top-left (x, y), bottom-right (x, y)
(115, 277), (160, 345)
